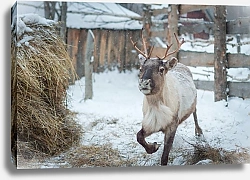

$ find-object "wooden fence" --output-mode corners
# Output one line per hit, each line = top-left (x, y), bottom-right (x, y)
(67, 28), (141, 78)
(66, 5), (250, 99)
(151, 5), (250, 37)
(66, 27), (250, 99)
(150, 5), (250, 99)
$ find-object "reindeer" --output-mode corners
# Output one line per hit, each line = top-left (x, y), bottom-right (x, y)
(130, 32), (203, 166)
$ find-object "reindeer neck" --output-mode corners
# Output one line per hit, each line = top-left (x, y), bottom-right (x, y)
(145, 88), (165, 107)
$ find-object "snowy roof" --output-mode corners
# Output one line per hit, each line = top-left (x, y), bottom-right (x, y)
(16, 1), (143, 30)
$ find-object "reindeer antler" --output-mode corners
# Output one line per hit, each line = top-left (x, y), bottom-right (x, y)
(130, 31), (184, 60)
(130, 29), (154, 59)
(158, 33), (185, 60)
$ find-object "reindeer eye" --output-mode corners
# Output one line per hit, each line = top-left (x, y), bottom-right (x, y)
(159, 67), (165, 74)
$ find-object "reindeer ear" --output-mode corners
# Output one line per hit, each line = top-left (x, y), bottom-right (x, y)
(138, 54), (146, 65)
(164, 57), (178, 70)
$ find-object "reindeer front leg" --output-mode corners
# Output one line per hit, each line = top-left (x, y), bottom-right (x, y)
(161, 126), (177, 165)
(137, 129), (161, 154)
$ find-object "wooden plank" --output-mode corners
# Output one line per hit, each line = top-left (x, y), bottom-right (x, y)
(179, 21), (214, 34)
(110, 30), (118, 69)
(125, 30), (132, 71)
(113, 30), (120, 69)
(118, 30), (126, 72)
(194, 80), (250, 99)
(179, 5), (213, 15)
(67, 28), (80, 72)
(151, 49), (215, 67)
(76, 29), (87, 78)
(152, 7), (168, 16)
(194, 80), (214, 91)
(179, 51), (250, 68)
(228, 53), (250, 68)
(152, 48), (250, 68)
(93, 29), (101, 73)
(179, 50), (214, 67)
(107, 30), (114, 70)
(99, 30), (108, 71)
(104, 30), (109, 68)
(227, 17), (250, 35)
(228, 82), (250, 99)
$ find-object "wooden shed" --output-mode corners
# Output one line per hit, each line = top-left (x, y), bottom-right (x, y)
(64, 2), (143, 78)
(67, 29), (143, 77)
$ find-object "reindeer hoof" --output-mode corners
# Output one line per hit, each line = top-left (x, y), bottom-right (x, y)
(154, 142), (161, 150)
(195, 127), (203, 137)
(146, 142), (161, 154)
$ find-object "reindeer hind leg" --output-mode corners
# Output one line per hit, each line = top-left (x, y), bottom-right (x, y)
(193, 108), (203, 136)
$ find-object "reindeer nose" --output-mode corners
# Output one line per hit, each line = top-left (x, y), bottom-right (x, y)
(144, 79), (151, 86)
(139, 79), (151, 89)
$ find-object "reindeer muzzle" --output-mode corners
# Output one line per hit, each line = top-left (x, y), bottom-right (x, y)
(139, 79), (152, 95)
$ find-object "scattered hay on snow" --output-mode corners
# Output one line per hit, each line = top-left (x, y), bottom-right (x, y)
(189, 144), (250, 165)
(11, 14), (82, 166)
(171, 138), (250, 165)
(64, 144), (137, 168)
(20, 144), (138, 169)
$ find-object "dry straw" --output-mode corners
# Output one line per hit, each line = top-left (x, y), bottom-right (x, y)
(11, 17), (82, 166)
(65, 144), (137, 168)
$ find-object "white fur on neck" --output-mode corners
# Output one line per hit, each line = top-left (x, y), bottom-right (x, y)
(142, 102), (174, 135)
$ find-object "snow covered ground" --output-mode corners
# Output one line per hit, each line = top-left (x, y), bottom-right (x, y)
(60, 68), (250, 167)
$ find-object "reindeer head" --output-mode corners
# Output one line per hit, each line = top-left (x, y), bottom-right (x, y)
(130, 33), (184, 95)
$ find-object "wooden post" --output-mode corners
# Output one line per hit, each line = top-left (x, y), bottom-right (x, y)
(167, 4), (179, 58)
(44, 1), (56, 20)
(214, 6), (228, 102)
(84, 30), (95, 100)
(236, 34), (241, 53)
(142, 4), (153, 54)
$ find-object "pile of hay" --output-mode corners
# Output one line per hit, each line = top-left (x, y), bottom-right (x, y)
(11, 14), (82, 166)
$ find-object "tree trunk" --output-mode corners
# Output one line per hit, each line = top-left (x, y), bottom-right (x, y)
(60, 2), (67, 42)
(44, 1), (57, 20)
(214, 6), (228, 102)
(84, 30), (95, 100)
(167, 4), (179, 58)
